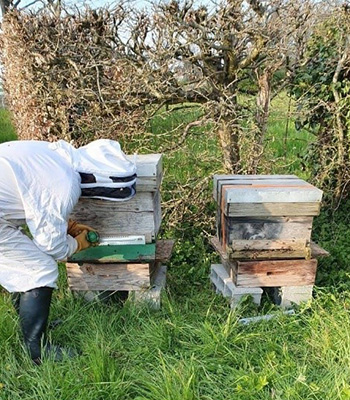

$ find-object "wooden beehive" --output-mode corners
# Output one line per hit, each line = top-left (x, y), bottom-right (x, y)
(66, 154), (163, 291)
(70, 154), (162, 244)
(213, 175), (323, 259)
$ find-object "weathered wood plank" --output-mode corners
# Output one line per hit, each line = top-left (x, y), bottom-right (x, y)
(210, 236), (228, 261)
(153, 190), (162, 235)
(70, 191), (161, 242)
(229, 239), (310, 260)
(311, 241), (330, 258)
(224, 186), (322, 205)
(155, 239), (175, 262)
(234, 259), (317, 287)
(73, 193), (155, 213)
(214, 175), (322, 203)
(126, 154), (163, 191)
(68, 243), (156, 263)
(225, 216), (313, 242)
(213, 174), (299, 201)
(66, 262), (150, 291)
(126, 154), (162, 177)
(227, 202), (321, 217)
(136, 178), (162, 192)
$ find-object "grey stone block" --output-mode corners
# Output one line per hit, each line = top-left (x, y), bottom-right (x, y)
(272, 285), (313, 307)
(133, 265), (167, 310)
(210, 264), (263, 308)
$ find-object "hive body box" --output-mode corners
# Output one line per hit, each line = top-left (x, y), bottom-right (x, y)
(213, 174), (323, 259)
(70, 154), (162, 244)
(67, 154), (163, 293)
(211, 175), (324, 303)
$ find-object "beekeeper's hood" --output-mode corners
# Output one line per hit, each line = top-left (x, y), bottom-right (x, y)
(49, 139), (137, 201)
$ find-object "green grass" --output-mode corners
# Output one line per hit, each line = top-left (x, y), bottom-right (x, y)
(1, 102), (350, 399)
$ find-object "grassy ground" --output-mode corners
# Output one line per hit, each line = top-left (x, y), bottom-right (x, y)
(1, 101), (350, 400)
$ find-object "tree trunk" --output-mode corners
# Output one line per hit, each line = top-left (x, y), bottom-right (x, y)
(217, 118), (241, 173)
(250, 70), (272, 173)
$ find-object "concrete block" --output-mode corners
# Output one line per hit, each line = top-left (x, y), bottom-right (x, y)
(210, 264), (263, 308)
(133, 265), (167, 310)
(272, 285), (313, 307)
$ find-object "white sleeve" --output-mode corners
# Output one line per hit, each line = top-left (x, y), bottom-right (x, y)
(28, 215), (78, 261)
(24, 176), (81, 261)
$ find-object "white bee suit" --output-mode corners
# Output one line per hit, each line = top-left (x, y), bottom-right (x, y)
(0, 141), (81, 292)
(0, 139), (136, 293)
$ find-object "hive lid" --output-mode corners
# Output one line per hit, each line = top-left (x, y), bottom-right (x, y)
(213, 175), (323, 216)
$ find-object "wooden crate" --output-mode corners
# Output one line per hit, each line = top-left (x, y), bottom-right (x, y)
(71, 154), (162, 243)
(211, 236), (327, 288)
(213, 175), (323, 257)
(232, 259), (317, 287)
(66, 262), (150, 291)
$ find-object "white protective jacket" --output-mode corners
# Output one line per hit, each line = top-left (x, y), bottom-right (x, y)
(0, 141), (80, 292)
(0, 139), (136, 293)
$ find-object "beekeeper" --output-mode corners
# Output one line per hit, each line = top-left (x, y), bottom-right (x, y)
(0, 139), (136, 365)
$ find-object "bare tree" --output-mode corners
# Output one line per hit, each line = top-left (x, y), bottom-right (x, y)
(110, 0), (319, 172)
(1, 0), (321, 173)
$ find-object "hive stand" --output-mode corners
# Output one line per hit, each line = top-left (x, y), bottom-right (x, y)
(65, 154), (174, 309)
(210, 237), (329, 308)
(270, 242), (329, 307)
(210, 264), (263, 308)
(66, 240), (174, 309)
(211, 174), (327, 309)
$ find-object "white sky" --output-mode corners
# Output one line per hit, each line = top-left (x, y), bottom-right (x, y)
(16, 0), (153, 12)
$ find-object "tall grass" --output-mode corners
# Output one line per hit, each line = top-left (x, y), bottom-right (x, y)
(1, 101), (350, 400)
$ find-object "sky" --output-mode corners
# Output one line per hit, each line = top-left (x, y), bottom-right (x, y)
(16, 0), (153, 13)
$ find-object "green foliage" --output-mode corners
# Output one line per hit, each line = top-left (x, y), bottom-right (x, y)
(290, 11), (350, 199)
(313, 200), (350, 289)
(0, 108), (17, 143)
(1, 98), (350, 399)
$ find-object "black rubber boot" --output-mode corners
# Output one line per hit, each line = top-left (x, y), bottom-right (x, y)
(19, 287), (56, 364)
(12, 292), (62, 330)
(19, 287), (76, 365)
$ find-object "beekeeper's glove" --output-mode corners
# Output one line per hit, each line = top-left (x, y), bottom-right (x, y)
(68, 219), (96, 238)
(74, 229), (91, 253)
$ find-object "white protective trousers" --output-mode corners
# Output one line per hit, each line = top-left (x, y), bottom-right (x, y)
(0, 218), (59, 293)
(0, 141), (81, 292)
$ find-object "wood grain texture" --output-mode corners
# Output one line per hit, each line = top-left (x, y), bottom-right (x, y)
(213, 174), (299, 200)
(225, 216), (313, 243)
(70, 191), (161, 242)
(234, 259), (317, 287)
(213, 175), (322, 205)
(227, 202), (321, 217)
(126, 154), (162, 177)
(66, 262), (150, 291)
(155, 239), (175, 262)
(229, 239), (310, 260)
(310, 241), (330, 258)
(127, 154), (163, 191)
